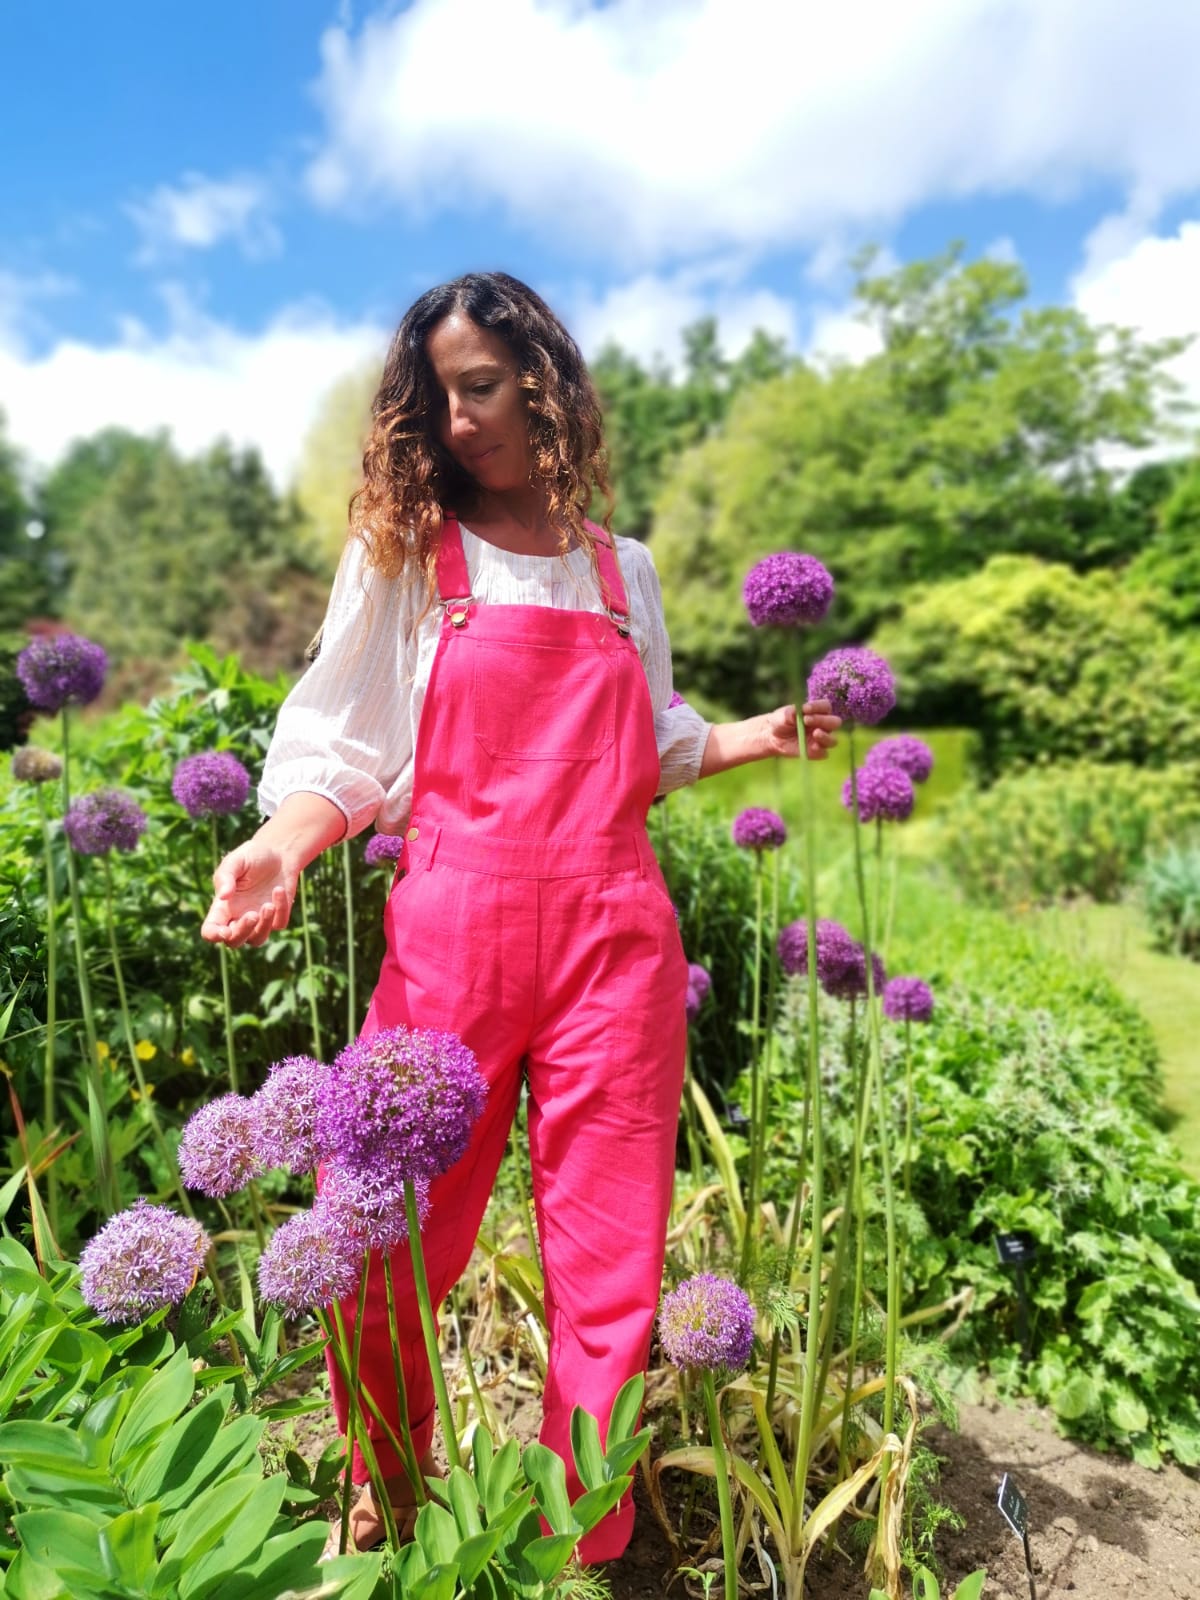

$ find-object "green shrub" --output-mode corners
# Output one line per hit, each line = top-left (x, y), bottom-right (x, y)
(1140, 838), (1200, 959)
(934, 760), (1200, 905)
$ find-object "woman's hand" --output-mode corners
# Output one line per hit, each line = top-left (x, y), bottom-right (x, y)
(765, 699), (841, 761)
(201, 841), (297, 949)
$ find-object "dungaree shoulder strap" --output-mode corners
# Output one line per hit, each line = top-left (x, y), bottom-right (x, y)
(585, 521), (630, 620)
(435, 515), (471, 602)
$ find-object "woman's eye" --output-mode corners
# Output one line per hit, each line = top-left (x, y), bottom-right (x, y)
(472, 383), (495, 397)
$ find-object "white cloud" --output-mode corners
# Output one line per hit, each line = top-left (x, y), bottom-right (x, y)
(567, 264), (797, 371)
(1072, 218), (1200, 443)
(0, 286), (386, 487)
(806, 305), (882, 366)
(0, 269), (76, 358)
(127, 173), (281, 264)
(305, 0), (1200, 264)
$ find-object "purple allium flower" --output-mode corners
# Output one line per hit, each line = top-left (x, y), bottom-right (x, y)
(17, 632), (107, 713)
(63, 789), (148, 855)
(11, 746), (64, 784)
(315, 1025), (487, 1183)
(667, 690), (687, 709)
(685, 961), (711, 1023)
(171, 751), (252, 819)
(882, 977), (935, 1023)
(658, 1273), (755, 1373)
(825, 944), (887, 1003)
(865, 734), (933, 785)
(807, 647), (896, 726)
(731, 807), (788, 852)
(251, 1056), (330, 1175)
(364, 832), (405, 867)
(777, 918), (859, 988)
(257, 1210), (363, 1315)
(842, 764), (915, 824)
(79, 1198), (211, 1324)
(742, 552), (834, 628)
(179, 1094), (266, 1197)
(317, 1167), (430, 1254)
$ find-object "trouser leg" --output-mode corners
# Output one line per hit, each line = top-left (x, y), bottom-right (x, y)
(526, 869), (687, 1562)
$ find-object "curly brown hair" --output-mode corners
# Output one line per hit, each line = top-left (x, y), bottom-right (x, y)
(351, 272), (613, 594)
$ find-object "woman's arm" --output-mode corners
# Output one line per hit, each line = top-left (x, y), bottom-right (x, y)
(699, 700), (840, 779)
(201, 791), (348, 948)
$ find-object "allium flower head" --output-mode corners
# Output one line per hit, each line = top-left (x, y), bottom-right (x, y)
(743, 552), (834, 628)
(251, 1055), (330, 1175)
(63, 789), (148, 855)
(317, 1167), (430, 1254)
(685, 961), (711, 1023)
(364, 832), (405, 867)
(883, 977), (935, 1023)
(17, 632), (107, 713)
(777, 917), (860, 989)
(866, 734), (934, 785)
(807, 647), (896, 726)
(731, 807), (787, 852)
(171, 751), (251, 819)
(316, 1025), (487, 1183)
(179, 1094), (265, 1197)
(79, 1199), (211, 1324)
(11, 746), (64, 784)
(825, 944), (886, 1003)
(658, 1273), (755, 1373)
(258, 1210), (362, 1315)
(842, 764), (914, 824)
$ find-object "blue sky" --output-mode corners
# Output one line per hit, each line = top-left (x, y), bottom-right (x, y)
(3, 0), (1199, 487)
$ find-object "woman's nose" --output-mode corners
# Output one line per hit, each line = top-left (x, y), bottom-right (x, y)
(447, 394), (477, 439)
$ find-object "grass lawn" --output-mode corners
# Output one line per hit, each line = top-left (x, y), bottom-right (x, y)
(1030, 900), (1200, 1180)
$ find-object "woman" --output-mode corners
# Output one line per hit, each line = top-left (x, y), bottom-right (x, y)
(202, 272), (839, 1560)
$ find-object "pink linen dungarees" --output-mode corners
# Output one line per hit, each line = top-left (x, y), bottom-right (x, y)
(327, 516), (688, 1562)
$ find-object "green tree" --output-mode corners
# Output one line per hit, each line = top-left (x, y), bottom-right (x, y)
(1125, 455), (1200, 625)
(649, 249), (1187, 715)
(293, 362), (377, 568)
(0, 411), (55, 631)
(872, 555), (1200, 776)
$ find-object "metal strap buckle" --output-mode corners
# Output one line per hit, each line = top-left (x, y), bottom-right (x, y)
(606, 607), (632, 637)
(443, 596), (473, 628)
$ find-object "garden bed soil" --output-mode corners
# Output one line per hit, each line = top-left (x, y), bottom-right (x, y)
(603, 1396), (1200, 1600)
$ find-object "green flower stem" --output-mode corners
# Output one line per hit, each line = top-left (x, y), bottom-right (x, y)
(682, 1037), (704, 1190)
(60, 707), (119, 1216)
(210, 818), (240, 1094)
(508, 1105), (540, 1274)
(815, 1001), (868, 1416)
(449, 1283), (490, 1442)
(404, 1177), (461, 1470)
(738, 854), (766, 1280)
(35, 787), (60, 1235)
(767, 1027), (813, 1416)
(341, 840), (357, 1045)
(848, 729), (900, 1450)
(701, 1371), (739, 1600)
(324, 1301), (400, 1553)
(336, 1257), (371, 1555)
(101, 859), (194, 1217)
(297, 869), (323, 1061)
(789, 639), (826, 1547)
(904, 1018), (914, 1203)
(384, 1251), (427, 1504)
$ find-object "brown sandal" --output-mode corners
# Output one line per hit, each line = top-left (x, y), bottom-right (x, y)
(322, 1449), (442, 1558)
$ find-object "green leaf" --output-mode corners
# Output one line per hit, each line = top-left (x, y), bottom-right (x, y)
(153, 1469), (266, 1584)
(518, 1532), (577, 1583)
(1106, 1385), (1149, 1435)
(480, 1437), (521, 1522)
(1050, 1371), (1100, 1421)
(177, 1473), (287, 1598)
(607, 1374), (644, 1446)
(194, 1521), (329, 1600)
(569, 1406), (606, 1491)
(2, 1548), (71, 1600)
(454, 1525), (506, 1587)
(522, 1441), (575, 1535)
(0, 1420), (95, 1472)
(99, 1505), (160, 1589)
(11, 1511), (103, 1578)
(471, 1424), (494, 1504)
(0, 1325), (70, 1415)
(570, 1479), (629, 1533)
(952, 1573), (988, 1600)
(413, 1500), (463, 1570)
(111, 1347), (195, 1469)
(446, 1465), (483, 1539)
(407, 1563), (461, 1600)
(76, 1391), (134, 1469)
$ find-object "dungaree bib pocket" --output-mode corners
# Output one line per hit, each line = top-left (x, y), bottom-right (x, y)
(472, 639), (617, 763)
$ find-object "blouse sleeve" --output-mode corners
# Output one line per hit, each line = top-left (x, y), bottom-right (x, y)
(617, 537), (711, 795)
(257, 539), (417, 837)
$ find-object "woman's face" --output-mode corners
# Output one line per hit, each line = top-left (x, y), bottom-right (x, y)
(426, 312), (533, 494)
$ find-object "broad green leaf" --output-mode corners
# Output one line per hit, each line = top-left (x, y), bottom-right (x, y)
(454, 1525), (506, 1587)
(446, 1465), (483, 1539)
(1051, 1371), (1100, 1421)
(1106, 1385), (1150, 1435)
(2, 1548), (71, 1600)
(0, 1238), (40, 1276)
(191, 1520), (328, 1600)
(11, 1511), (102, 1577)
(407, 1563), (461, 1600)
(570, 1479), (629, 1533)
(2, 1462), (122, 1514)
(153, 1469), (266, 1582)
(112, 1347), (195, 1469)
(414, 1500), (462, 1569)
(471, 1424), (494, 1503)
(178, 1473), (287, 1598)
(600, 1432), (651, 1481)
(0, 1326), (70, 1415)
(309, 1551), (386, 1600)
(481, 1437), (521, 1521)
(253, 1396), (327, 1421)
(518, 1532), (577, 1583)
(570, 1406), (606, 1491)
(0, 1420), (94, 1472)
(522, 1442), (574, 1535)
(99, 1505), (160, 1589)
(0, 1295), (40, 1374)
(952, 1573), (988, 1600)
(606, 1374), (644, 1448)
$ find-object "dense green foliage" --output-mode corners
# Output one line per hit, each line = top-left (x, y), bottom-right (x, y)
(763, 871), (1200, 1466)
(1139, 840), (1200, 959)
(873, 556), (1200, 776)
(934, 761), (1200, 905)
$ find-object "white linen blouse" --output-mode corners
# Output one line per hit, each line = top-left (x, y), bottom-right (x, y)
(258, 525), (712, 838)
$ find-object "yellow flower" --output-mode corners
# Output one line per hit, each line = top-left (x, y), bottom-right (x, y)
(180, 1047), (196, 1068)
(135, 1039), (157, 1061)
(96, 1040), (110, 1062)
(130, 1083), (156, 1101)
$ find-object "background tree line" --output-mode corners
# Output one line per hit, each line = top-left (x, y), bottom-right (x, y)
(2, 245), (1196, 777)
